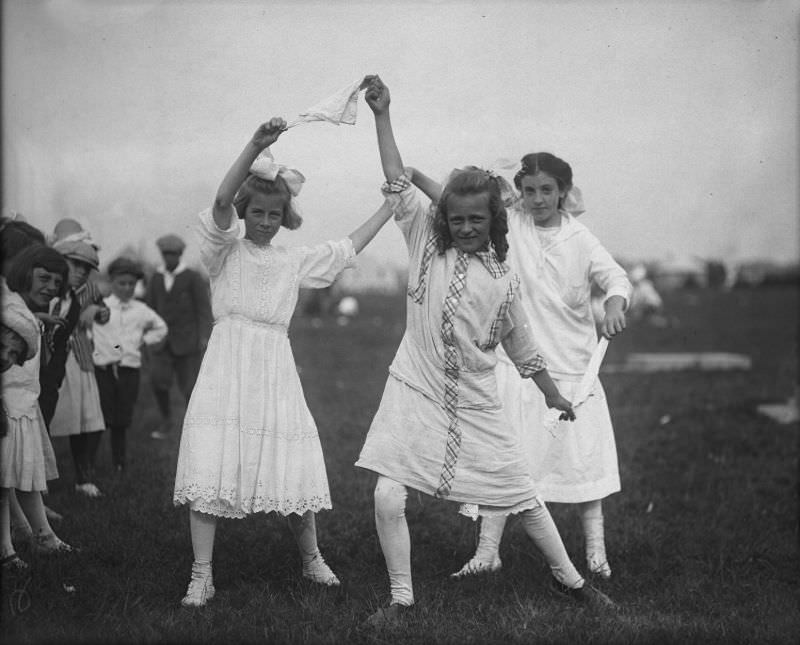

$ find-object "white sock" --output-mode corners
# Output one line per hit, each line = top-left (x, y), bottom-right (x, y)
(473, 514), (506, 563)
(287, 511), (327, 572)
(519, 498), (584, 589)
(189, 509), (217, 572)
(374, 476), (414, 606)
(580, 500), (610, 574)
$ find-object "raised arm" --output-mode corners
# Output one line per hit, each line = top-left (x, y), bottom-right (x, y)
(364, 75), (404, 182)
(348, 200), (393, 254)
(212, 117), (286, 230)
(407, 167), (443, 203)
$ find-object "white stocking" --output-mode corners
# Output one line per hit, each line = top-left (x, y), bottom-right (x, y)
(374, 476), (414, 606)
(579, 499), (611, 576)
(519, 498), (584, 589)
(474, 514), (506, 563)
(189, 508), (217, 571)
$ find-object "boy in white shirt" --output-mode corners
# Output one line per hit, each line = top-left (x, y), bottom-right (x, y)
(92, 257), (167, 472)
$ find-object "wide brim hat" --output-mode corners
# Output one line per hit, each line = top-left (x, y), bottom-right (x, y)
(53, 238), (100, 270)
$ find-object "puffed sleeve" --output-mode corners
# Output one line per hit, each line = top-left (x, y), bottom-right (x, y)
(297, 238), (356, 289)
(499, 290), (548, 379)
(381, 169), (435, 253)
(587, 237), (632, 309)
(196, 206), (241, 277)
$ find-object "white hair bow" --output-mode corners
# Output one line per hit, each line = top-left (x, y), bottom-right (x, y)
(249, 149), (306, 197)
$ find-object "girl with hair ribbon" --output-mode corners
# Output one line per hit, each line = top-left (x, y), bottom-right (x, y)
(408, 154), (630, 584)
(172, 117), (393, 607)
(355, 76), (614, 628)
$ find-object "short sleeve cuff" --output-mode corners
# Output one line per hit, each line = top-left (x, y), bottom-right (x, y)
(603, 287), (630, 311)
(381, 169), (413, 194)
(515, 355), (547, 379)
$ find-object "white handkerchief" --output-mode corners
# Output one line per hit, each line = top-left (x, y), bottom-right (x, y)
(286, 79), (365, 128)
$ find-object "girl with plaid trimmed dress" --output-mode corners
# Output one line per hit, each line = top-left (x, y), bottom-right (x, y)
(172, 117), (392, 607)
(355, 76), (614, 627)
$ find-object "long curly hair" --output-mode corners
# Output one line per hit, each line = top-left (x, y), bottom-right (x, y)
(233, 174), (303, 230)
(434, 167), (509, 262)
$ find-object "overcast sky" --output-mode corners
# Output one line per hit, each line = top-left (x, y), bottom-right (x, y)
(3, 0), (798, 270)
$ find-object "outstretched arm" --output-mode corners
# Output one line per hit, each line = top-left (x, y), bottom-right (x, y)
(212, 117), (286, 230)
(364, 75), (404, 182)
(348, 200), (393, 254)
(407, 167), (443, 203)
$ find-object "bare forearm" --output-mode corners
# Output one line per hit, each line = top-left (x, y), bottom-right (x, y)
(212, 141), (263, 229)
(374, 111), (404, 182)
(530, 368), (560, 401)
(409, 167), (443, 202)
(348, 201), (393, 254)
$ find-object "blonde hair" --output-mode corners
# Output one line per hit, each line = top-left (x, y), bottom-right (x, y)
(233, 174), (302, 230)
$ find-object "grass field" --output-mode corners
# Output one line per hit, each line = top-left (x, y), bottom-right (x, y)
(2, 285), (798, 644)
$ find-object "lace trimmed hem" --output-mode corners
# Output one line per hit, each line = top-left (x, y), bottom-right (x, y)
(173, 487), (332, 519)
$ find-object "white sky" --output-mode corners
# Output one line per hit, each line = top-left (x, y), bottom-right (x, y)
(3, 0), (798, 270)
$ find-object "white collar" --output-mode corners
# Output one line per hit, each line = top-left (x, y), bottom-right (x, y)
(158, 261), (187, 277)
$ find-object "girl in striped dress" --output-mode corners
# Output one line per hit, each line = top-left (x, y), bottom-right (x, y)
(49, 236), (110, 497)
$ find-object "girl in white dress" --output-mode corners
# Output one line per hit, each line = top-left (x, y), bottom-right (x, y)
(49, 236), (110, 498)
(356, 77), (614, 627)
(411, 155), (631, 581)
(173, 117), (393, 607)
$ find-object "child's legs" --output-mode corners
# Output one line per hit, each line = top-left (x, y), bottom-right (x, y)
(109, 426), (127, 469)
(176, 352), (202, 405)
(149, 349), (174, 421)
(8, 489), (31, 536)
(578, 498), (609, 569)
(374, 475), (414, 606)
(189, 508), (217, 565)
(519, 499), (584, 589)
(69, 434), (90, 484)
(474, 514), (507, 562)
(85, 431), (103, 475)
(286, 510), (321, 563)
(1, 488), (14, 556)
(15, 490), (56, 538)
(111, 367), (140, 468)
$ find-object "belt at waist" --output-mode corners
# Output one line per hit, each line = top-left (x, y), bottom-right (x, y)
(214, 314), (288, 335)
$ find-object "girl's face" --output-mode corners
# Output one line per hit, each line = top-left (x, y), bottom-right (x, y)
(66, 258), (92, 289)
(520, 172), (565, 227)
(110, 273), (138, 302)
(25, 267), (63, 312)
(0, 326), (28, 371)
(244, 193), (286, 246)
(445, 192), (492, 254)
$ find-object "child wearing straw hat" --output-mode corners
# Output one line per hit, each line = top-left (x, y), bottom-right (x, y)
(49, 236), (110, 497)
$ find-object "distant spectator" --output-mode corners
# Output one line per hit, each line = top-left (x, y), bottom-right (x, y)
(2, 250), (74, 564)
(49, 234), (110, 498)
(146, 234), (212, 440)
(92, 257), (167, 472)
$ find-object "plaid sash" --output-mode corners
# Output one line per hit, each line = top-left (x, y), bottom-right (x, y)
(435, 250), (471, 498)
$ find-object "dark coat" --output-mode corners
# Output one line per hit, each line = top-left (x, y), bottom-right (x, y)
(146, 269), (212, 356)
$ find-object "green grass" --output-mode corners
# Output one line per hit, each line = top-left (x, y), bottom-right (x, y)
(2, 286), (798, 644)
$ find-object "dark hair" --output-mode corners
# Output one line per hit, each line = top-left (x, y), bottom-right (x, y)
(107, 256), (144, 279)
(0, 219), (46, 272)
(513, 152), (573, 209)
(233, 174), (302, 230)
(434, 167), (509, 262)
(6, 243), (69, 299)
